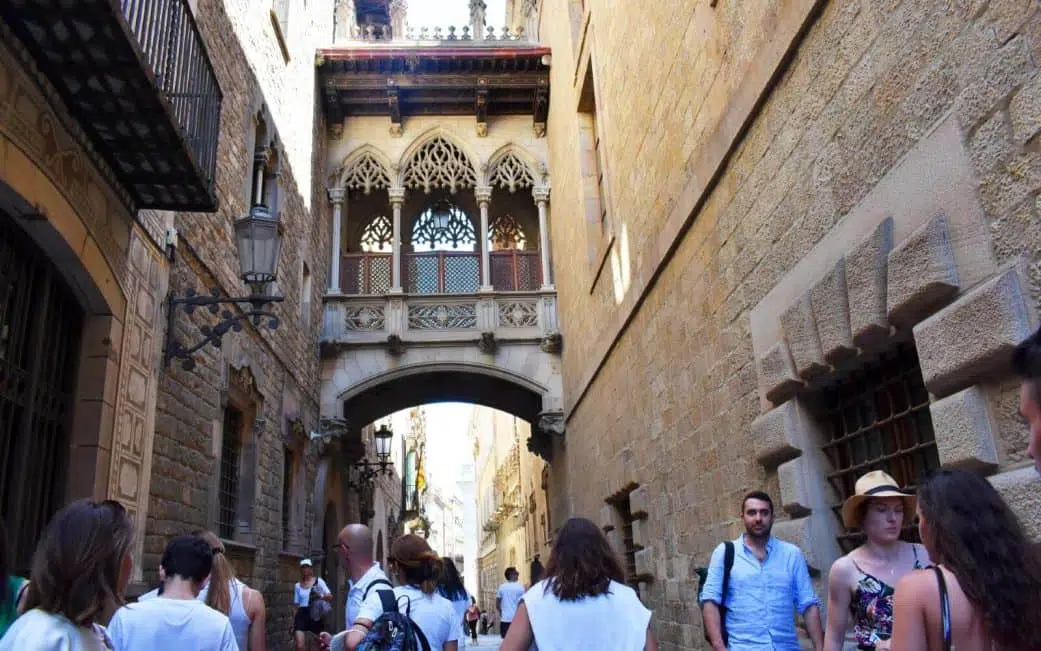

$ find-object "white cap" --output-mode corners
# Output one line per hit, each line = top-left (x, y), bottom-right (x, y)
(300, 558), (313, 567)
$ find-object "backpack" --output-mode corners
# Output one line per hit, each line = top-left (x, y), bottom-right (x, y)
(363, 579), (393, 601)
(356, 589), (432, 651)
(698, 541), (735, 647)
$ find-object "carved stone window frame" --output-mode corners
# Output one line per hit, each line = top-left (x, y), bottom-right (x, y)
(748, 118), (1038, 574)
(213, 363), (265, 546)
(282, 417), (307, 554)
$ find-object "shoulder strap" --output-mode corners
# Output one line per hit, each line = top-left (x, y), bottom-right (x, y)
(364, 579), (394, 601)
(720, 541), (735, 607)
(412, 621), (432, 651)
(377, 588), (398, 615)
(933, 566), (952, 651)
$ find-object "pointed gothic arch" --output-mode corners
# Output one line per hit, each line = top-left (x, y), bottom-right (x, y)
(398, 129), (479, 194)
(486, 144), (542, 192)
(338, 146), (393, 195)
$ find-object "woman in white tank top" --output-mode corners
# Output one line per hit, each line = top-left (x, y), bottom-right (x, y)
(195, 531), (267, 650)
(499, 517), (658, 651)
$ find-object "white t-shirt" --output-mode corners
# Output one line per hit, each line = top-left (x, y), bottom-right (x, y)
(521, 579), (651, 651)
(356, 585), (459, 650)
(0, 609), (113, 651)
(294, 577), (331, 607)
(107, 598), (238, 651)
(497, 581), (525, 622)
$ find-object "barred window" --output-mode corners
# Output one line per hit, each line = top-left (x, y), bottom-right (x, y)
(218, 407), (243, 540)
(607, 490), (641, 596)
(820, 342), (940, 553)
(282, 447), (294, 549)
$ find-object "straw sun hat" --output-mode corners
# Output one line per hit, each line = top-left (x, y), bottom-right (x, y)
(841, 470), (916, 529)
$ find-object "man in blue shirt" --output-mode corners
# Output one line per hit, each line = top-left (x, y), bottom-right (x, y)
(702, 491), (824, 651)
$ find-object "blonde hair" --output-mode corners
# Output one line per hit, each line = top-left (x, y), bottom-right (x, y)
(193, 530), (235, 615)
(390, 535), (443, 594)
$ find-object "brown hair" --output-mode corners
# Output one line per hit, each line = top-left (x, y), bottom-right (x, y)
(543, 517), (625, 601)
(389, 534), (443, 594)
(22, 499), (133, 626)
(1012, 326), (1041, 404)
(193, 530), (235, 615)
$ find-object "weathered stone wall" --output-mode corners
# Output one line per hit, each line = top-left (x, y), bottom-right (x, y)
(541, 1), (1041, 649)
(144, 1), (334, 649)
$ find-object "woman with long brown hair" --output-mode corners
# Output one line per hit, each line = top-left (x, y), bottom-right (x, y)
(891, 469), (1041, 651)
(194, 530), (267, 651)
(500, 517), (658, 651)
(0, 499), (134, 650)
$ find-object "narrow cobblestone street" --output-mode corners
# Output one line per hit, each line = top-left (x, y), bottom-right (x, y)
(467, 634), (503, 650)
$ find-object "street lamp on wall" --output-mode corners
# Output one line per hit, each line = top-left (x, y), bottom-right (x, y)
(347, 424), (396, 489)
(163, 205), (285, 370)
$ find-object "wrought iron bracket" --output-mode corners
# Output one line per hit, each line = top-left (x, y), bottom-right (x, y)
(163, 286), (284, 370)
(346, 459), (394, 489)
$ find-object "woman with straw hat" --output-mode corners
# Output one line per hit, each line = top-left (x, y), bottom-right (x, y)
(822, 470), (931, 651)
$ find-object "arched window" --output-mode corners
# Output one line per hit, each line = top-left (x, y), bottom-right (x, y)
(360, 215), (393, 253)
(411, 200), (476, 252)
(488, 214), (527, 251)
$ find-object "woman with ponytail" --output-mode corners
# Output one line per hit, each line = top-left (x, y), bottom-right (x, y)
(194, 531), (267, 651)
(330, 534), (458, 651)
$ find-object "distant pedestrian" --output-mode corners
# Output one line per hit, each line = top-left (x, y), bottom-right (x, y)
(823, 471), (930, 651)
(196, 530), (267, 650)
(891, 469), (1041, 651)
(496, 566), (524, 638)
(435, 557), (470, 648)
(293, 558), (332, 651)
(465, 597), (480, 644)
(1013, 325), (1041, 477)
(499, 516), (658, 651)
(701, 491), (824, 651)
(106, 535), (237, 651)
(0, 499), (133, 650)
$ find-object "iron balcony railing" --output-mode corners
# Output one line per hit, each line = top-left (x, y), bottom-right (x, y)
(339, 250), (542, 296)
(122, 0), (222, 198)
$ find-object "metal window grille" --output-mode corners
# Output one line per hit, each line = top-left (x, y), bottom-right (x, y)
(218, 407), (243, 539)
(0, 215), (83, 576)
(282, 447), (293, 549)
(608, 493), (640, 596)
(820, 342), (940, 553)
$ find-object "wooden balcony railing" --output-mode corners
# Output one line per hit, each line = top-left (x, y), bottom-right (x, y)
(338, 250), (543, 295)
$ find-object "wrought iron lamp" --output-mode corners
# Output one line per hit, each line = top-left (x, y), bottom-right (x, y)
(163, 205), (285, 370)
(347, 424), (395, 488)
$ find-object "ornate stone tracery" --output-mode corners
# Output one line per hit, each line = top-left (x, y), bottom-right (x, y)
(360, 215), (394, 252)
(402, 136), (477, 193)
(342, 151), (391, 195)
(411, 201), (476, 249)
(489, 151), (537, 193)
(489, 213), (526, 250)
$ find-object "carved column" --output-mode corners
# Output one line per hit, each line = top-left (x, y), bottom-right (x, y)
(329, 187), (345, 293)
(389, 0), (407, 40)
(389, 187), (405, 292)
(533, 186), (552, 288)
(476, 185), (493, 291)
(333, 0), (358, 44)
(469, 0), (486, 41)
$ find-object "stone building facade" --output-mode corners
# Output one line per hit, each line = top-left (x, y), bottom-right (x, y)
(472, 406), (552, 610)
(534, 0), (1041, 648)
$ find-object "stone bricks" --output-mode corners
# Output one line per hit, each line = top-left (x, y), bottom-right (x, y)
(914, 265), (1037, 397)
(781, 293), (828, 381)
(751, 400), (815, 468)
(810, 258), (855, 364)
(886, 214), (960, 328)
(929, 386), (999, 471)
(989, 467), (1041, 541)
(846, 217), (894, 347)
(1010, 73), (1041, 145)
(756, 341), (805, 405)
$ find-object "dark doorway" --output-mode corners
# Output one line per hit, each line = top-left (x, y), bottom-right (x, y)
(0, 212), (84, 575)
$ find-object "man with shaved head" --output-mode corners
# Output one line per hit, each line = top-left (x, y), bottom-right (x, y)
(335, 524), (391, 627)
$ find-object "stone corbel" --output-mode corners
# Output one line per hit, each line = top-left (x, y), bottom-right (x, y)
(528, 410), (565, 461)
(387, 87), (403, 137)
(386, 334), (405, 356)
(533, 83), (548, 137)
(475, 83), (489, 137)
(540, 332), (562, 354)
(477, 331), (498, 354)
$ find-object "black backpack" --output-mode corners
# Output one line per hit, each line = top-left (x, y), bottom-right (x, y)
(698, 541), (735, 647)
(355, 589), (432, 651)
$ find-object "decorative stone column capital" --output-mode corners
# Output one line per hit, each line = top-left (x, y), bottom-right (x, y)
(389, 186), (406, 205)
(532, 186), (550, 204)
(475, 185), (493, 205)
(328, 187), (346, 205)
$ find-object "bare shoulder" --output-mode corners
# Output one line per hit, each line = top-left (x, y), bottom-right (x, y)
(894, 567), (936, 598)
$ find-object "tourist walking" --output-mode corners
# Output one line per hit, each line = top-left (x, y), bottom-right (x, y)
(0, 499), (133, 650)
(334, 524), (390, 627)
(1013, 325), (1041, 477)
(496, 566), (524, 638)
(293, 558), (333, 651)
(196, 530), (267, 650)
(891, 469), (1041, 651)
(823, 471), (930, 651)
(323, 533), (458, 651)
(701, 491), (824, 651)
(465, 597), (480, 645)
(106, 535), (237, 651)
(436, 557), (470, 648)
(499, 516), (657, 651)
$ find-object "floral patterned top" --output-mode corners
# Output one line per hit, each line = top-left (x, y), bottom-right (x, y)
(849, 544), (924, 650)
